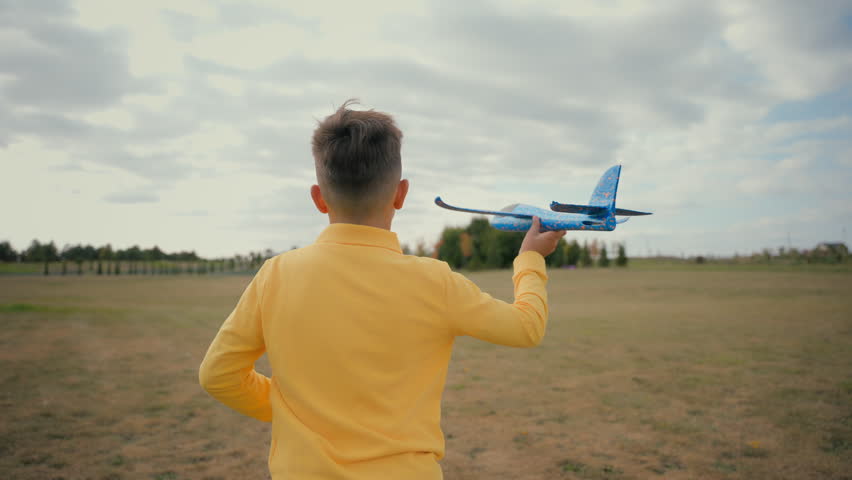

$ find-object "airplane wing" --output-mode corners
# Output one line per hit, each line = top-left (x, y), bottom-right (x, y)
(434, 197), (534, 219)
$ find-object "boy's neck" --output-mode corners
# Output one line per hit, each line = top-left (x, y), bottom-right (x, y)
(328, 211), (394, 231)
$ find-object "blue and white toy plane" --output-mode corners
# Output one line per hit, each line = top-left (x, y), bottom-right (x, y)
(434, 165), (651, 232)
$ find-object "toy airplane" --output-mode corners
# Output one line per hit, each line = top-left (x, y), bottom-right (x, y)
(435, 165), (651, 231)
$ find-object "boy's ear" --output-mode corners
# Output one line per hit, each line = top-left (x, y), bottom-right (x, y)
(393, 179), (409, 210)
(310, 185), (329, 214)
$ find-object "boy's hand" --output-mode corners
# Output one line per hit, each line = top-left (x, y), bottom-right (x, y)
(520, 216), (566, 257)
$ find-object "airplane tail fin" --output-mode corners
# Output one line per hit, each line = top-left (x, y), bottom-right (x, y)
(589, 164), (621, 208)
(550, 164), (652, 221)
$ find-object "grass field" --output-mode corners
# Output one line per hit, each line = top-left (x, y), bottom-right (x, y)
(1, 268), (850, 479)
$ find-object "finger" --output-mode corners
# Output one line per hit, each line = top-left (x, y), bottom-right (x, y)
(528, 216), (542, 234)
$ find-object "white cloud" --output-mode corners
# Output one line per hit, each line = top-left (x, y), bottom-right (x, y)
(721, 0), (852, 99)
(103, 190), (159, 204)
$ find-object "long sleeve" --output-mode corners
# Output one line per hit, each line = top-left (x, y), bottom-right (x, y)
(446, 251), (549, 347)
(199, 262), (272, 422)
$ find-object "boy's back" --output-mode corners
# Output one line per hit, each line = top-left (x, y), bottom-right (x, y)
(267, 224), (451, 478)
(199, 100), (564, 479)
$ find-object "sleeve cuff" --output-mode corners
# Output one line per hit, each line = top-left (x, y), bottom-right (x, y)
(513, 250), (547, 275)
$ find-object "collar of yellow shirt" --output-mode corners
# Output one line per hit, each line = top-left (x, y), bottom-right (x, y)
(316, 223), (403, 254)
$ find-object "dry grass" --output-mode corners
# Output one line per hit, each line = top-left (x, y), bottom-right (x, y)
(1, 269), (850, 479)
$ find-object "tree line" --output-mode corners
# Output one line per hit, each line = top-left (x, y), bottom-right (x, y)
(721, 243), (850, 265)
(0, 240), (273, 276)
(1, 219), (630, 276)
(423, 218), (627, 270)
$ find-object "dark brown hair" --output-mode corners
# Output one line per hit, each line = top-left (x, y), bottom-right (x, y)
(312, 99), (403, 211)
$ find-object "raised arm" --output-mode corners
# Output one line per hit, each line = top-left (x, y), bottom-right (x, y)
(199, 262), (272, 422)
(447, 217), (565, 347)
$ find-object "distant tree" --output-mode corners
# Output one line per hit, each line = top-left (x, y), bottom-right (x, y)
(83, 245), (97, 271)
(62, 244), (86, 275)
(98, 245), (113, 275)
(24, 240), (59, 275)
(546, 238), (568, 267)
(414, 241), (429, 257)
(141, 248), (153, 275)
(23, 240), (57, 274)
(74, 246), (85, 274)
(580, 241), (593, 267)
(437, 227), (464, 269)
(616, 243), (628, 267)
(565, 240), (580, 267)
(788, 248), (803, 264)
(589, 239), (599, 259)
(125, 245), (142, 274)
(482, 229), (524, 269)
(598, 245), (610, 267)
(0, 241), (17, 262)
(401, 244), (412, 255)
(167, 250), (200, 262)
(44, 242), (59, 274)
(23, 239), (42, 263)
(459, 233), (473, 262)
(147, 246), (165, 261)
(465, 218), (491, 267)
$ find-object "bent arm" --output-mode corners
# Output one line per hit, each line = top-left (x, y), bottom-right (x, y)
(447, 251), (549, 347)
(199, 263), (273, 422)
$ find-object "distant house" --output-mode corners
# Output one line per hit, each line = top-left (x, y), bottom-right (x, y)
(813, 242), (849, 263)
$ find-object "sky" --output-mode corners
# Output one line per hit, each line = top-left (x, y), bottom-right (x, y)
(2, 0), (851, 258)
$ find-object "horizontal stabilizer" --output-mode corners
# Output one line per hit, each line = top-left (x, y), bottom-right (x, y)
(549, 202), (608, 215)
(614, 208), (652, 216)
(616, 217), (630, 224)
(434, 197), (533, 219)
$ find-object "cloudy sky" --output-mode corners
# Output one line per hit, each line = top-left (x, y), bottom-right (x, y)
(2, 0), (851, 258)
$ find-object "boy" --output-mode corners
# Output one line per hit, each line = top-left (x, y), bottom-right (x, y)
(199, 100), (566, 479)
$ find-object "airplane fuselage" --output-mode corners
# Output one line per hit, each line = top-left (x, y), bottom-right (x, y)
(490, 204), (616, 232)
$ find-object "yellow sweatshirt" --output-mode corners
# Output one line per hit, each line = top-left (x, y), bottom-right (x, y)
(199, 223), (549, 479)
